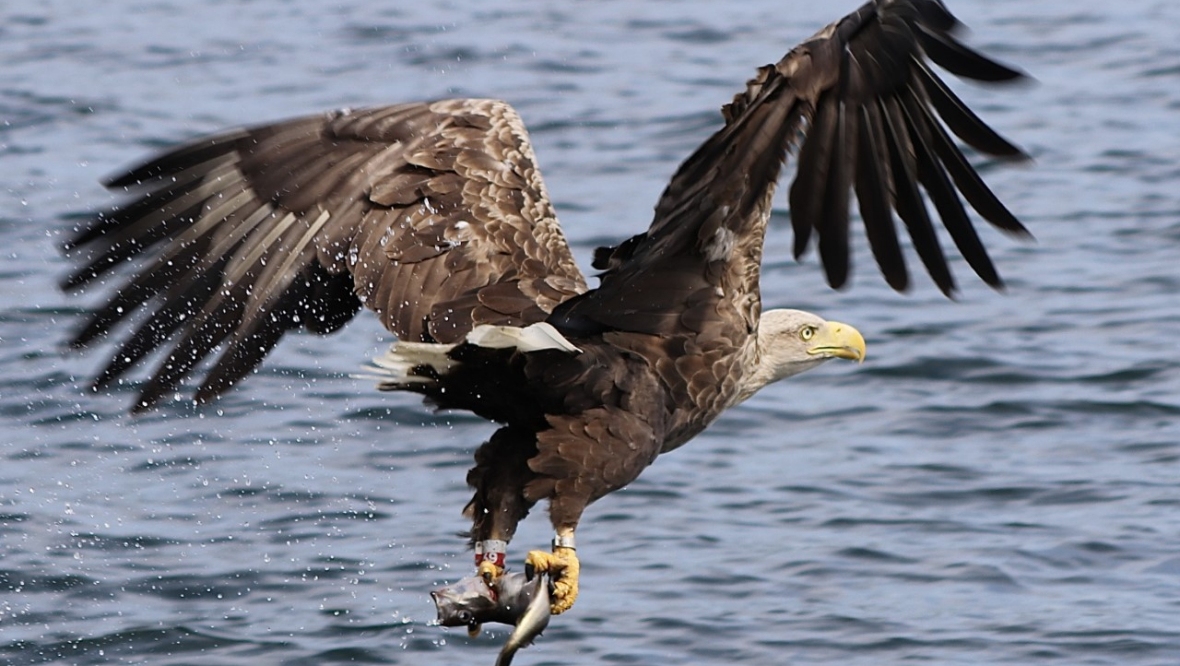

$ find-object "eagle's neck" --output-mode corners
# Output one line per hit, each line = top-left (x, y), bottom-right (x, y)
(731, 322), (827, 406)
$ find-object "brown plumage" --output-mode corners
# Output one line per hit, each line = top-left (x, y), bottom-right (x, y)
(63, 101), (587, 408)
(63, 0), (1028, 623)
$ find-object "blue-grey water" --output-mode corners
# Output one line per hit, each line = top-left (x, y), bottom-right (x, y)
(2, 1), (1179, 664)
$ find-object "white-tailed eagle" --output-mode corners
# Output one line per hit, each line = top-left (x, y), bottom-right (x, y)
(62, 0), (1028, 646)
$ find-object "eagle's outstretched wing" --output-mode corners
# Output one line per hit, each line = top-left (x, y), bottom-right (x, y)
(63, 99), (587, 409)
(64, 1), (1028, 411)
(554, 0), (1029, 339)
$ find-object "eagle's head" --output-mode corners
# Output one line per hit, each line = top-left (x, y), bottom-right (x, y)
(734, 308), (865, 404)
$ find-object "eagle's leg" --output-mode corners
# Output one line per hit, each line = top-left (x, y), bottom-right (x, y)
(525, 526), (580, 614)
(466, 426), (537, 585)
(524, 486), (588, 614)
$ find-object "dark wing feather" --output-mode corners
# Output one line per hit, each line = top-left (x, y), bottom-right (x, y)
(818, 70), (857, 289)
(854, 104), (908, 290)
(64, 100), (587, 409)
(880, 95), (956, 294)
(914, 60), (1026, 159)
(796, 0), (1030, 293)
(788, 92), (838, 262)
(565, 0), (1029, 319)
(915, 22), (1025, 83)
(899, 91), (1001, 288)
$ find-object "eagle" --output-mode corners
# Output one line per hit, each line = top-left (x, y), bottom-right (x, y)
(62, 0), (1027, 625)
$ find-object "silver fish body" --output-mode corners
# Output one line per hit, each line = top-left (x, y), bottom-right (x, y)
(432, 571), (551, 665)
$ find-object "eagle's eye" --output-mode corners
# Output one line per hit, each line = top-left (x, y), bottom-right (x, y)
(800, 325), (816, 341)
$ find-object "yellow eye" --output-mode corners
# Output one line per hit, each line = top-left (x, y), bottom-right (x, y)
(800, 326), (815, 341)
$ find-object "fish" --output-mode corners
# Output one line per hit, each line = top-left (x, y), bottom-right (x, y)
(432, 570), (551, 666)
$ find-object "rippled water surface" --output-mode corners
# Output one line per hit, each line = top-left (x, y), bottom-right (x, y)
(3, 1), (1180, 664)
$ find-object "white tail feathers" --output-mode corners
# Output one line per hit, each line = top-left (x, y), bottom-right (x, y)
(359, 340), (459, 391)
(465, 322), (581, 353)
(359, 322), (580, 391)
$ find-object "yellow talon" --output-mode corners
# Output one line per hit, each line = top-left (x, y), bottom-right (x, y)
(525, 546), (580, 614)
(477, 559), (504, 586)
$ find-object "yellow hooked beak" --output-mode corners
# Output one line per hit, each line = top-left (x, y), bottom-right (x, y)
(806, 321), (866, 363)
